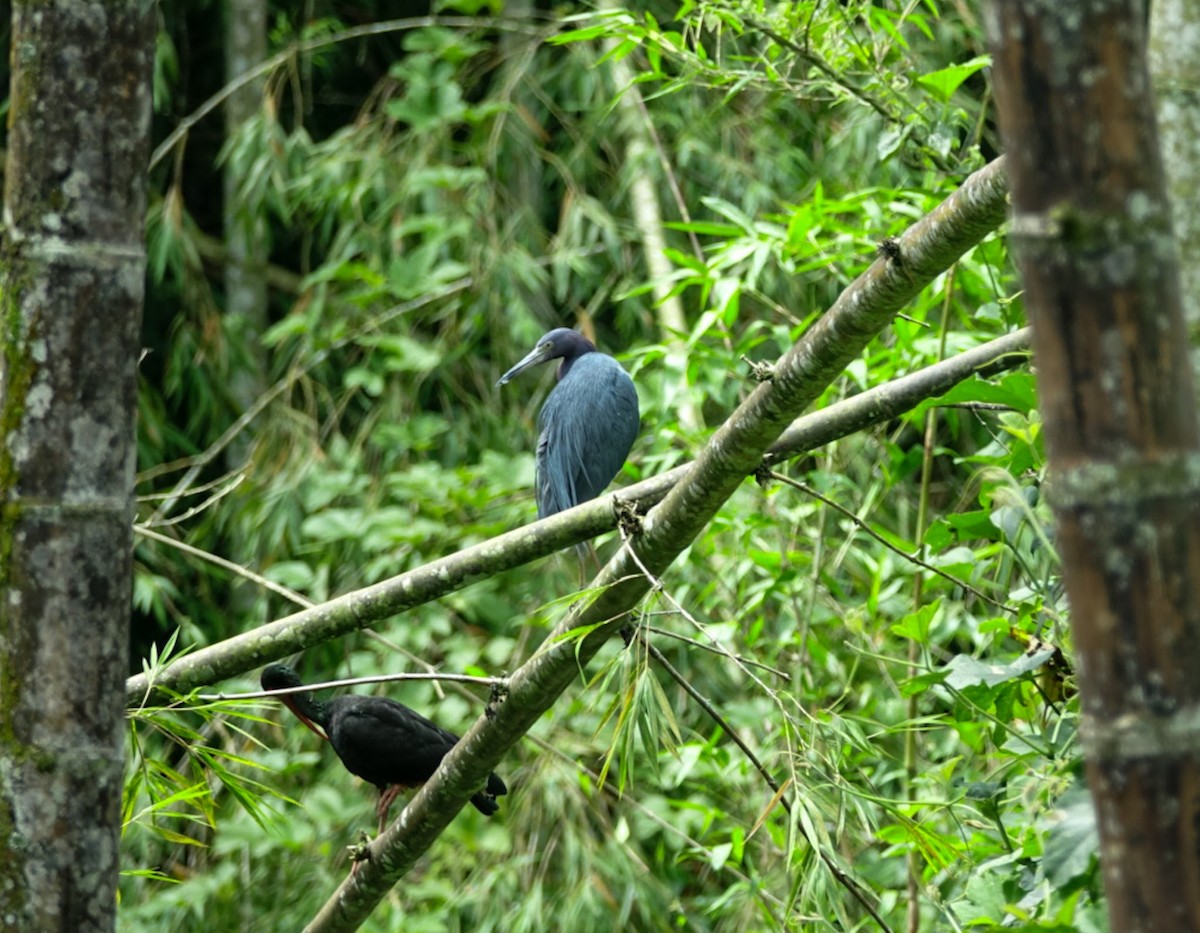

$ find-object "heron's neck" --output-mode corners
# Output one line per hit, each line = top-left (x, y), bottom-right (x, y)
(291, 690), (332, 728)
(556, 341), (596, 380)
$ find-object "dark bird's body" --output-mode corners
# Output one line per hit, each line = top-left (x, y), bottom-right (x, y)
(261, 664), (506, 829)
(497, 328), (639, 518)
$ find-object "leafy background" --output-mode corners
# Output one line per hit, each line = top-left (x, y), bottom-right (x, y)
(37, 0), (1099, 929)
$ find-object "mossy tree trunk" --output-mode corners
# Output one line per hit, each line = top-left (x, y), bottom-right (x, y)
(1150, 0), (1200, 344)
(988, 2), (1200, 930)
(224, 0), (270, 442)
(223, 0), (269, 617)
(0, 1), (153, 929)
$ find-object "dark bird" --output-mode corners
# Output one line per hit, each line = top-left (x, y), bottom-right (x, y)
(496, 328), (639, 519)
(261, 664), (506, 832)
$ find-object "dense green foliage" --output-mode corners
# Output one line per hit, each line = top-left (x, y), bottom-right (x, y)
(112, 2), (1098, 930)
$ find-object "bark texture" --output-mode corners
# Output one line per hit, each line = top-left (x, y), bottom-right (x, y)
(0, 2), (153, 929)
(1150, 0), (1200, 340)
(987, 2), (1200, 930)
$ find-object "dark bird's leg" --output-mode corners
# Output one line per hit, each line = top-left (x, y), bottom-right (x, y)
(376, 784), (406, 834)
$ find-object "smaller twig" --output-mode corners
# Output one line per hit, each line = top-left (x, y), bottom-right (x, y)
(615, 525), (791, 710)
(524, 733), (790, 924)
(638, 633), (789, 810)
(643, 625), (790, 680)
(137, 464), (244, 495)
(137, 471), (248, 529)
(939, 402), (1019, 412)
(202, 671), (509, 702)
(357, 629), (451, 699)
(638, 627), (891, 928)
(135, 524), (314, 609)
(747, 19), (952, 174)
(768, 471), (1020, 615)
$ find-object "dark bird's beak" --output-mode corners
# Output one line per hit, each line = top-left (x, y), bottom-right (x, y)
(278, 694), (330, 741)
(496, 343), (553, 387)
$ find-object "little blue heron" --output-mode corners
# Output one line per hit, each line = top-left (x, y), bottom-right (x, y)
(496, 328), (639, 520)
(261, 664), (507, 833)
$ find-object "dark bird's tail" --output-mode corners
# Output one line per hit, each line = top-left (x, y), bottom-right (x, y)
(470, 772), (508, 815)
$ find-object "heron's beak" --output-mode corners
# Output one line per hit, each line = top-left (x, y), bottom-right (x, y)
(279, 693), (330, 741)
(496, 343), (553, 387)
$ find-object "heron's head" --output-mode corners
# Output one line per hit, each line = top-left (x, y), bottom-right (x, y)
(496, 328), (596, 387)
(261, 663), (304, 692)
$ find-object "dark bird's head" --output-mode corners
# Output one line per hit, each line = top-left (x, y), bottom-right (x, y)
(261, 663), (304, 692)
(261, 663), (330, 737)
(496, 328), (596, 386)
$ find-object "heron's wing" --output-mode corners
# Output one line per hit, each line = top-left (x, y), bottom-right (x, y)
(535, 355), (639, 517)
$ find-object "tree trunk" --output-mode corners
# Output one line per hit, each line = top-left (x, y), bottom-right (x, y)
(224, 0), (269, 461)
(987, 3), (1200, 931)
(224, 0), (270, 620)
(600, 0), (701, 432)
(0, 2), (153, 930)
(1149, 0), (1200, 346)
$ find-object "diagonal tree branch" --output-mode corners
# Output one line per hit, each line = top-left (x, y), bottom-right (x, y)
(301, 156), (1010, 931)
(127, 324), (1027, 708)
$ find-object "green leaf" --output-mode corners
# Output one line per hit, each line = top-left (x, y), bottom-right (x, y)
(597, 37), (639, 65)
(664, 220), (741, 237)
(899, 670), (948, 697)
(916, 56), (991, 102)
(152, 827), (209, 847)
(120, 868), (180, 883)
(931, 373), (1037, 413)
(923, 519), (954, 551)
(877, 125), (911, 162)
(699, 196), (756, 231)
(891, 600), (941, 642)
(344, 366), (384, 396)
(360, 333), (442, 374)
(1042, 784), (1100, 886)
(945, 509), (1003, 541)
(549, 25), (615, 45)
(265, 561), (316, 591)
(943, 648), (1055, 690)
